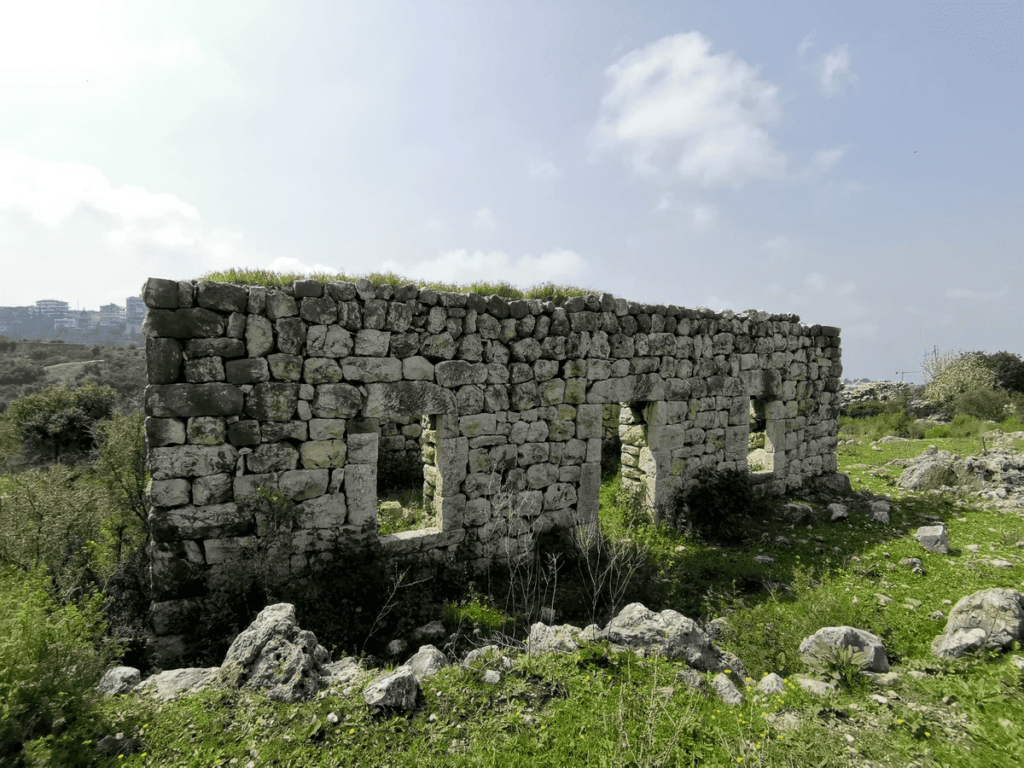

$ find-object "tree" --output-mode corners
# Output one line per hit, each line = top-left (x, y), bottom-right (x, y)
(971, 350), (1024, 395)
(921, 348), (996, 417)
(0, 381), (118, 469)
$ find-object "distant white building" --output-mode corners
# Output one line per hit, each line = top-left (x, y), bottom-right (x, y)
(36, 300), (70, 316)
(100, 303), (126, 327)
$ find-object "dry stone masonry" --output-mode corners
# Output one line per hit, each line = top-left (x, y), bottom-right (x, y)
(141, 276), (843, 660)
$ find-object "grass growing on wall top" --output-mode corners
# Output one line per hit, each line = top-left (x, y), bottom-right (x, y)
(193, 266), (604, 305)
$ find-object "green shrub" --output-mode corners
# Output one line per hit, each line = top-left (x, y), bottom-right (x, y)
(923, 413), (987, 440)
(0, 565), (121, 764)
(923, 350), (997, 417)
(846, 400), (888, 419)
(670, 467), (772, 545)
(952, 386), (1014, 422)
(972, 350), (1024, 395)
(0, 463), (108, 603)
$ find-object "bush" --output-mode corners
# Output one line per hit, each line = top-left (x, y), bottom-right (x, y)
(0, 359), (46, 386)
(669, 467), (772, 545)
(0, 463), (109, 603)
(922, 349), (997, 417)
(973, 350), (1024, 395)
(0, 565), (121, 764)
(952, 386), (1014, 422)
(846, 400), (888, 419)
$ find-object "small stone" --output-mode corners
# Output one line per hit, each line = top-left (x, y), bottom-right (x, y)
(482, 669), (501, 685)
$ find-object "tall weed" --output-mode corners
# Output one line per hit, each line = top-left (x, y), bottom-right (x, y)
(0, 565), (121, 765)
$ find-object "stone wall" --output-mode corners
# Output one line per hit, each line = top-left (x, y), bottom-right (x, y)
(141, 276), (843, 661)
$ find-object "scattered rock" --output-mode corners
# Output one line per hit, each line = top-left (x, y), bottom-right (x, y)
(406, 645), (448, 680)
(219, 603), (331, 703)
(97, 666), (141, 697)
(136, 667), (220, 702)
(793, 674), (836, 695)
(828, 503), (849, 522)
(915, 524), (950, 555)
(462, 645), (501, 668)
(704, 617), (730, 641)
(676, 667), (706, 692)
(386, 639), (408, 658)
(758, 673), (785, 694)
(363, 667), (420, 711)
(753, 554), (778, 565)
(782, 503), (813, 526)
(869, 501), (891, 524)
(412, 620), (447, 643)
(482, 670), (502, 685)
(526, 622), (584, 654)
(711, 673), (745, 705)
(799, 626), (890, 673)
(932, 588), (1024, 659)
(604, 603), (725, 671)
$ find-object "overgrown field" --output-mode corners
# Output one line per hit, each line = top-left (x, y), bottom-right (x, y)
(2, 362), (1024, 765)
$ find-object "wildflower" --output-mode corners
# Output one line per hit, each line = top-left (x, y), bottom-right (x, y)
(925, 732), (931, 737)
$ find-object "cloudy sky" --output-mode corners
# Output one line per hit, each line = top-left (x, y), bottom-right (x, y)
(1, 0), (1020, 383)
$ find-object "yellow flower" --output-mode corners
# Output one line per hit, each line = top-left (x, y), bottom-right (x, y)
(925, 732), (930, 737)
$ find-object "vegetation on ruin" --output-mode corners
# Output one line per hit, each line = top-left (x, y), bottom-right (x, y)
(192, 267), (604, 305)
(2, 342), (1024, 764)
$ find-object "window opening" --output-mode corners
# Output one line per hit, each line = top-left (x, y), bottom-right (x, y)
(747, 397), (774, 473)
(376, 413), (438, 535)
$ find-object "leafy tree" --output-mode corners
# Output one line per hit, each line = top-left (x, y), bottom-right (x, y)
(922, 348), (996, 417)
(0, 381), (118, 468)
(0, 336), (16, 353)
(0, 358), (46, 385)
(971, 350), (1024, 395)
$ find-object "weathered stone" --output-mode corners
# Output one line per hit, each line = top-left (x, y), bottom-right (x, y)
(932, 588), (1024, 659)
(363, 666), (421, 710)
(98, 666), (142, 697)
(915, 524), (950, 554)
(220, 603), (330, 703)
(799, 626), (890, 673)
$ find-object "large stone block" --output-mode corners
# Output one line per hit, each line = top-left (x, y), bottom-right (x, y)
(311, 383), (362, 418)
(362, 381), (457, 419)
(149, 502), (254, 543)
(149, 444), (239, 480)
(244, 382), (300, 421)
(246, 442), (300, 473)
(146, 383), (244, 418)
(299, 440), (348, 468)
(345, 464), (377, 527)
(195, 281), (250, 314)
(146, 337), (184, 384)
(436, 360), (488, 388)
(143, 307), (227, 339)
(342, 357), (402, 382)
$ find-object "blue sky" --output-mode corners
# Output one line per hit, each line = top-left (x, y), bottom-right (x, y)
(0, 0), (1020, 383)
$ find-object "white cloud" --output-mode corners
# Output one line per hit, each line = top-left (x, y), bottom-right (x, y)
(0, 1), (204, 107)
(838, 282), (857, 296)
(379, 248), (590, 287)
(529, 158), (562, 179)
(421, 217), (446, 232)
(593, 32), (786, 187)
(648, 192), (716, 229)
(904, 305), (924, 315)
(690, 204), (716, 229)
(473, 207), (497, 228)
(945, 287), (1008, 300)
(0, 149), (198, 228)
(804, 272), (826, 291)
(820, 44), (855, 96)
(797, 32), (815, 58)
(796, 146), (848, 180)
(0, 150), (245, 310)
(765, 236), (788, 251)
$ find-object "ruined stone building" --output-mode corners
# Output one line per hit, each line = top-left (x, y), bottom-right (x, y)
(141, 276), (843, 661)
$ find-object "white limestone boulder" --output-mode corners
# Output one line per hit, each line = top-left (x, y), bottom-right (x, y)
(363, 666), (421, 710)
(798, 626), (890, 673)
(97, 666), (141, 697)
(220, 603), (331, 703)
(931, 588), (1024, 659)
